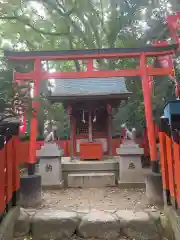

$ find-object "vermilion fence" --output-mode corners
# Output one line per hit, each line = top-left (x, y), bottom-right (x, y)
(16, 136), (150, 164)
(159, 119), (180, 209)
(16, 138), (124, 164)
(0, 122), (20, 222)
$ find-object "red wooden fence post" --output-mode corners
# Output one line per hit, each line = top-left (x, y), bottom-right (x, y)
(68, 105), (74, 158)
(107, 104), (112, 156)
(159, 128), (170, 205)
(166, 134), (176, 208)
(0, 136), (5, 219)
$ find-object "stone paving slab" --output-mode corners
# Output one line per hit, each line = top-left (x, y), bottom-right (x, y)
(31, 210), (79, 240)
(78, 210), (120, 239)
(14, 208), (173, 240)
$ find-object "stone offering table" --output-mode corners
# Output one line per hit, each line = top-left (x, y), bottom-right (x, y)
(36, 143), (64, 189)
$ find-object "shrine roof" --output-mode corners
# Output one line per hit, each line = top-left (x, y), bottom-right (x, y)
(50, 77), (131, 98)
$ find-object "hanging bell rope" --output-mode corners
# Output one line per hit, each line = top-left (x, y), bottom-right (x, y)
(93, 109), (96, 123)
(82, 109), (86, 123)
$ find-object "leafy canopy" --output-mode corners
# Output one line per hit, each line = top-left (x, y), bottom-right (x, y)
(0, 0), (178, 134)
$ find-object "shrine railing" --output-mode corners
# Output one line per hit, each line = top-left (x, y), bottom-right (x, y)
(0, 121), (20, 222)
(159, 119), (180, 209)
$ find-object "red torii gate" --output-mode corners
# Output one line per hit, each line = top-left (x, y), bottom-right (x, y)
(4, 44), (177, 173)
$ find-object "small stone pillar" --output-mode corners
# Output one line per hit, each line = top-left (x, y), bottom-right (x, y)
(116, 140), (144, 188)
(20, 174), (41, 208)
(145, 172), (163, 205)
(36, 143), (64, 189)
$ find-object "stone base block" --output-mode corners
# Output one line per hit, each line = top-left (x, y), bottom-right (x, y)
(78, 210), (120, 239)
(119, 155), (144, 183)
(116, 210), (161, 240)
(38, 157), (63, 187)
(118, 181), (146, 189)
(68, 172), (115, 188)
(116, 143), (144, 155)
(164, 206), (180, 240)
(36, 142), (61, 157)
(145, 173), (163, 205)
(14, 208), (30, 238)
(31, 210), (79, 240)
(42, 180), (64, 190)
(20, 175), (41, 208)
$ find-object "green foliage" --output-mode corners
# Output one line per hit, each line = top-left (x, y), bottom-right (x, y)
(0, 69), (32, 121)
(113, 77), (145, 135)
(38, 96), (69, 139)
(0, 0), (178, 135)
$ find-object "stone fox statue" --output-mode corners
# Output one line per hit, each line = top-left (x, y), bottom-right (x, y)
(121, 123), (136, 142)
(44, 125), (58, 142)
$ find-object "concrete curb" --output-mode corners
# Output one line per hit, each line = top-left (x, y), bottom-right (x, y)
(0, 206), (20, 240)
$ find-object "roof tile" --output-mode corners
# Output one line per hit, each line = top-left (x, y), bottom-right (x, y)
(51, 77), (130, 96)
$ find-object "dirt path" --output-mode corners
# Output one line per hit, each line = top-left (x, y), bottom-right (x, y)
(38, 187), (159, 212)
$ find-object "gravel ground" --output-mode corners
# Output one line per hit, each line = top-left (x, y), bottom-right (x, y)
(37, 187), (159, 212)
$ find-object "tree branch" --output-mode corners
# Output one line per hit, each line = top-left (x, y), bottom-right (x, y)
(25, 40), (37, 50)
(39, 0), (90, 47)
(68, 32), (81, 72)
(0, 15), (69, 36)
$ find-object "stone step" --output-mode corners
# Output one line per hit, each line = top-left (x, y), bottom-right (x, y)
(120, 143), (139, 148)
(67, 172), (115, 188)
(116, 147), (144, 155)
(62, 159), (118, 171)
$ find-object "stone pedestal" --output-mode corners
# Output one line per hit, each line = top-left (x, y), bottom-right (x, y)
(116, 142), (144, 187)
(20, 175), (41, 208)
(145, 172), (163, 205)
(36, 143), (64, 189)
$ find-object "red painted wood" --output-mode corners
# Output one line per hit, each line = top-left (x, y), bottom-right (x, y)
(140, 54), (158, 162)
(142, 128), (149, 157)
(14, 67), (173, 80)
(159, 132), (169, 191)
(29, 59), (41, 164)
(72, 117), (76, 155)
(16, 141), (29, 164)
(0, 145), (5, 216)
(112, 139), (121, 156)
(5, 139), (13, 206)
(19, 112), (27, 134)
(12, 136), (20, 194)
(173, 140), (180, 207)
(80, 142), (103, 160)
(16, 136), (147, 161)
(87, 60), (94, 72)
(165, 135), (176, 199)
(167, 14), (180, 45)
(153, 41), (180, 98)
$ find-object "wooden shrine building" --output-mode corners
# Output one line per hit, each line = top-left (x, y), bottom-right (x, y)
(49, 77), (131, 160)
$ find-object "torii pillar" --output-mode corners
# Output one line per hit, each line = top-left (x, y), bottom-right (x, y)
(20, 59), (42, 208)
(140, 54), (163, 205)
(28, 59), (41, 174)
